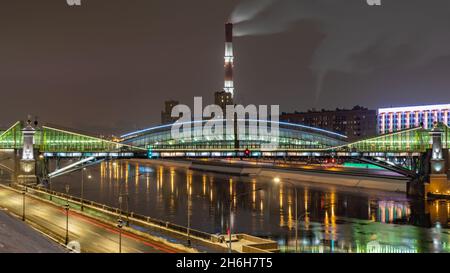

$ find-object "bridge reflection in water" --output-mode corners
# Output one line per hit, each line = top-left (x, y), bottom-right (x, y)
(43, 159), (450, 253)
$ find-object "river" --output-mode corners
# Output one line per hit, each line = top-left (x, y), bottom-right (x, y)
(26, 159), (450, 253)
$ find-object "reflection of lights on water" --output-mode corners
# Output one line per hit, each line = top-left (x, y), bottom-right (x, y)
(139, 166), (154, 173)
(170, 170), (175, 193)
(378, 201), (411, 223)
(433, 238), (440, 246)
(288, 205), (292, 228)
(252, 179), (256, 205)
(202, 175), (206, 195)
(278, 185), (284, 210)
(436, 222), (442, 229)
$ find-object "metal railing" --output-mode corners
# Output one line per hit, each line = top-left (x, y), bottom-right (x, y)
(12, 184), (214, 242)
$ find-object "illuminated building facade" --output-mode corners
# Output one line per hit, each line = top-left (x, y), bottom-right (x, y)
(214, 91), (233, 113)
(378, 103), (450, 134)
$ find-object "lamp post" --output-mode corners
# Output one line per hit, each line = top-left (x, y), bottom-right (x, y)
(49, 175), (52, 201)
(117, 169), (149, 253)
(22, 185), (27, 221)
(228, 188), (264, 253)
(80, 167), (85, 211)
(120, 171), (150, 226)
(118, 191), (129, 226)
(65, 184), (70, 245)
(118, 195), (124, 253)
(80, 167), (92, 211)
(187, 192), (191, 247)
(274, 177), (298, 253)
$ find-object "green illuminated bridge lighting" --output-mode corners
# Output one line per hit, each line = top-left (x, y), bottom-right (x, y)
(0, 121), (146, 155)
(119, 119), (450, 158)
(0, 120), (448, 157)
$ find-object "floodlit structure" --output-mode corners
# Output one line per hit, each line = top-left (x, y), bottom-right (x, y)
(224, 23), (234, 97)
(0, 121), (143, 155)
(121, 119), (348, 157)
(378, 104), (450, 134)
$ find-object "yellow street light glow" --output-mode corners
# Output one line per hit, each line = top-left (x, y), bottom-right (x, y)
(274, 177), (281, 183)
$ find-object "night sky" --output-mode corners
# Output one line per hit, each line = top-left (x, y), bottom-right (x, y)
(1, 0), (450, 135)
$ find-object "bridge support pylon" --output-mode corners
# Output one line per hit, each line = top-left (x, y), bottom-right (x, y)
(425, 125), (450, 197)
(16, 119), (38, 185)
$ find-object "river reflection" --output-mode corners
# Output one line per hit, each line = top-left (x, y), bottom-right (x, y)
(46, 159), (450, 253)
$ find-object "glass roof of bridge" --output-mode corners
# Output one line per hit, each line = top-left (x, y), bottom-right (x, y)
(0, 121), (144, 152)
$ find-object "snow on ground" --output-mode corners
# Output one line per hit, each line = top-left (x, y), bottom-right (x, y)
(0, 209), (66, 253)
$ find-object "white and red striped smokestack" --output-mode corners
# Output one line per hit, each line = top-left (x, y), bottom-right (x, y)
(224, 23), (234, 97)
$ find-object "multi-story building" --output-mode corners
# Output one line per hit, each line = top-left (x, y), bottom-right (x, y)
(378, 103), (450, 134)
(280, 106), (377, 141)
(161, 100), (179, 124)
(214, 91), (233, 114)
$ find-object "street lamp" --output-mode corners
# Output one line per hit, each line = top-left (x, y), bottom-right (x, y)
(187, 196), (194, 247)
(227, 187), (264, 253)
(22, 184), (27, 221)
(119, 192), (129, 226)
(187, 179), (192, 247)
(80, 167), (89, 211)
(118, 195), (124, 254)
(65, 184), (70, 245)
(274, 177), (298, 253)
(118, 172), (150, 226)
(49, 175), (52, 201)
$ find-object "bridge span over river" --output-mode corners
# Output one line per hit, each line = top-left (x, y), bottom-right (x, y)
(0, 119), (449, 197)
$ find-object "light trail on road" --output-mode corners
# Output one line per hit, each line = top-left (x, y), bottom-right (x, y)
(0, 186), (180, 253)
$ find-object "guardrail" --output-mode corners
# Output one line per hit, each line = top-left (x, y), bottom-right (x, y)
(11, 184), (215, 243)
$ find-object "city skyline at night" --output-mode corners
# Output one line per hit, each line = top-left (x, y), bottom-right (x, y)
(1, 1), (450, 134)
(2, 0), (450, 264)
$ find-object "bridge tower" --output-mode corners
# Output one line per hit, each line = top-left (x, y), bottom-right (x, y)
(17, 118), (38, 185)
(426, 124), (450, 195)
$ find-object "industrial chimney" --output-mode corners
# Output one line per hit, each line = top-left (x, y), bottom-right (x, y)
(224, 23), (234, 98)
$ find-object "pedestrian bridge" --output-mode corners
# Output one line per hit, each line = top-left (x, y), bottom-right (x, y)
(0, 121), (146, 157)
(1, 120), (448, 157)
(120, 119), (450, 158)
(120, 119), (348, 158)
(1, 119), (448, 183)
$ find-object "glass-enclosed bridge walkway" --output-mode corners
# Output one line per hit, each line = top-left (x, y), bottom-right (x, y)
(120, 120), (450, 158)
(1, 120), (449, 157)
(0, 121), (146, 157)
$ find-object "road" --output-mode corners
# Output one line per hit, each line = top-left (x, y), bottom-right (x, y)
(0, 186), (180, 253)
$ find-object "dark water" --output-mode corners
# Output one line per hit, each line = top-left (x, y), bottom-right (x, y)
(45, 160), (450, 253)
